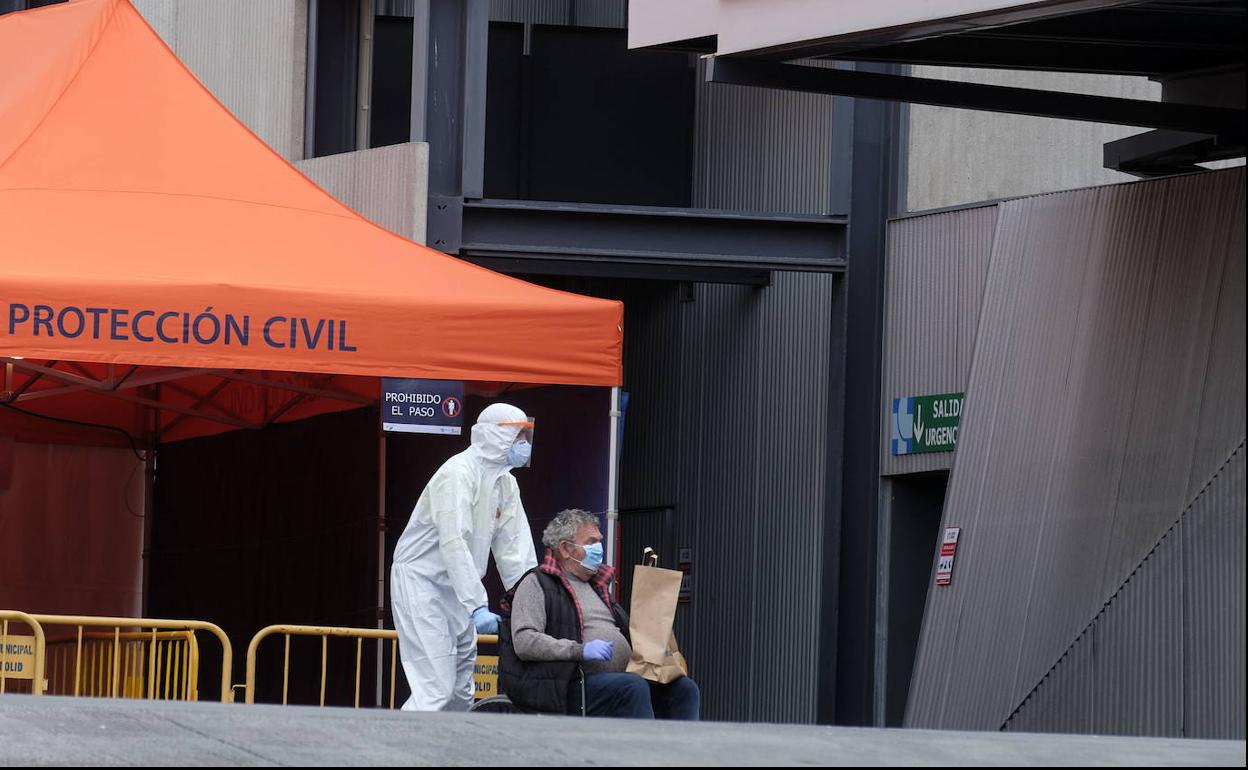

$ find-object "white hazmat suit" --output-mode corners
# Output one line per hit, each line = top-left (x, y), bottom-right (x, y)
(391, 403), (538, 711)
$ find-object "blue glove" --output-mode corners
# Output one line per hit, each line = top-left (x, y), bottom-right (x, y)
(472, 606), (500, 634)
(582, 639), (614, 662)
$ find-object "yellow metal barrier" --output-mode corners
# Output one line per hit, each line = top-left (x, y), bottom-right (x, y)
(0, 611), (47, 696)
(243, 625), (499, 708)
(11, 614), (233, 703)
(43, 630), (199, 700)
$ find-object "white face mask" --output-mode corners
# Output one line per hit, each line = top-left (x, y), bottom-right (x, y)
(507, 439), (532, 467)
(566, 541), (604, 573)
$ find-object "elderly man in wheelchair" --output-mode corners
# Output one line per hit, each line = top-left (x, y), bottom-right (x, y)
(470, 509), (699, 719)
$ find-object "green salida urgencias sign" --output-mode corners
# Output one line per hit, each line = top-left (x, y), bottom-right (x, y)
(890, 392), (964, 455)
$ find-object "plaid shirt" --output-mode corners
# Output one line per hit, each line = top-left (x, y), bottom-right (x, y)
(538, 548), (616, 636)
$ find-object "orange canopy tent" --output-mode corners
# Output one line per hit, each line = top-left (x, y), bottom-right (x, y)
(0, 0), (622, 445)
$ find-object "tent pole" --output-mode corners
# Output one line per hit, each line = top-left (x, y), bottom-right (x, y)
(606, 387), (621, 580)
(376, 426), (387, 707)
(141, 448), (154, 616)
(140, 392), (158, 617)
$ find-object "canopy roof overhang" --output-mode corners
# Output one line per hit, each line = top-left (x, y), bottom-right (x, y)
(632, 0), (1246, 79)
(630, 0), (1246, 176)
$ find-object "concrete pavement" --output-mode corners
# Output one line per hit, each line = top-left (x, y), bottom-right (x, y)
(1, 695), (1244, 766)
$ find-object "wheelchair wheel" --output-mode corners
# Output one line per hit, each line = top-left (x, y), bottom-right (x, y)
(469, 695), (520, 714)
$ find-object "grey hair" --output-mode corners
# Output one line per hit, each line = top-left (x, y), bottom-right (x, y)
(541, 509), (600, 550)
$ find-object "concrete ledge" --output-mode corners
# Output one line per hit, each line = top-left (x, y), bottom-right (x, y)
(295, 143), (430, 244)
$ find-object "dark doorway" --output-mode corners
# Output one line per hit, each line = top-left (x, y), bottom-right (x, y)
(885, 470), (948, 726)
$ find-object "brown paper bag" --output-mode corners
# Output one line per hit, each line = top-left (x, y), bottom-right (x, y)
(626, 548), (689, 684)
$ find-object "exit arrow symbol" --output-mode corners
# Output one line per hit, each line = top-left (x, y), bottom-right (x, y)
(914, 404), (925, 444)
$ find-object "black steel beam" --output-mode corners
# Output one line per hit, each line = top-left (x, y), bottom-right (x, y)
(1013, 4), (1247, 48)
(460, 199), (847, 282)
(829, 62), (905, 727)
(465, 255), (773, 286)
(705, 58), (1247, 138)
(424, 0), (489, 254)
(840, 34), (1235, 77)
(732, 0), (1149, 61)
(1104, 128), (1246, 177)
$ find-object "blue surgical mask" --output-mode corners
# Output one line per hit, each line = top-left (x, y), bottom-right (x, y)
(507, 439), (531, 467)
(575, 542), (604, 573)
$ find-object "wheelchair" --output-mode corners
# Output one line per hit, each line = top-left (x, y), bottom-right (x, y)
(468, 694), (522, 713)
(467, 666), (587, 716)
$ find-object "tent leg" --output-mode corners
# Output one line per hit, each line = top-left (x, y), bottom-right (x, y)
(606, 387), (621, 583)
(376, 427), (387, 707)
(141, 404), (157, 617)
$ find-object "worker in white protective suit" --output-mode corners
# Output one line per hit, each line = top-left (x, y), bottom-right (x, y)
(391, 403), (539, 711)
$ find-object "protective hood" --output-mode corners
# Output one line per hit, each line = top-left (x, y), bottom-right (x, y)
(470, 402), (528, 466)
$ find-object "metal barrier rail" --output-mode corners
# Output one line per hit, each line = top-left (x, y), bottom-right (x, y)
(20, 614), (233, 703)
(243, 625), (499, 708)
(43, 630), (199, 700)
(0, 611), (47, 696)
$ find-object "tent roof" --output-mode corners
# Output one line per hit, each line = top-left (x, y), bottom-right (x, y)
(0, 0), (621, 443)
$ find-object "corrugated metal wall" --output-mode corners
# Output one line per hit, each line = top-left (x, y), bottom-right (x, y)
(133, 0), (306, 160)
(880, 205), (997, 476)
(613, 272), (838, 723)
(607, 35), (843, 722)
(905, 168), (1246, 737)
(693, 59), (839, 216)
(486, 8), (837, 217)
(1004, 444), (1245, 738)
(489, 0), (626, 28)
(376, 0), (416, 16)
(1182, 445), (1247, 739)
